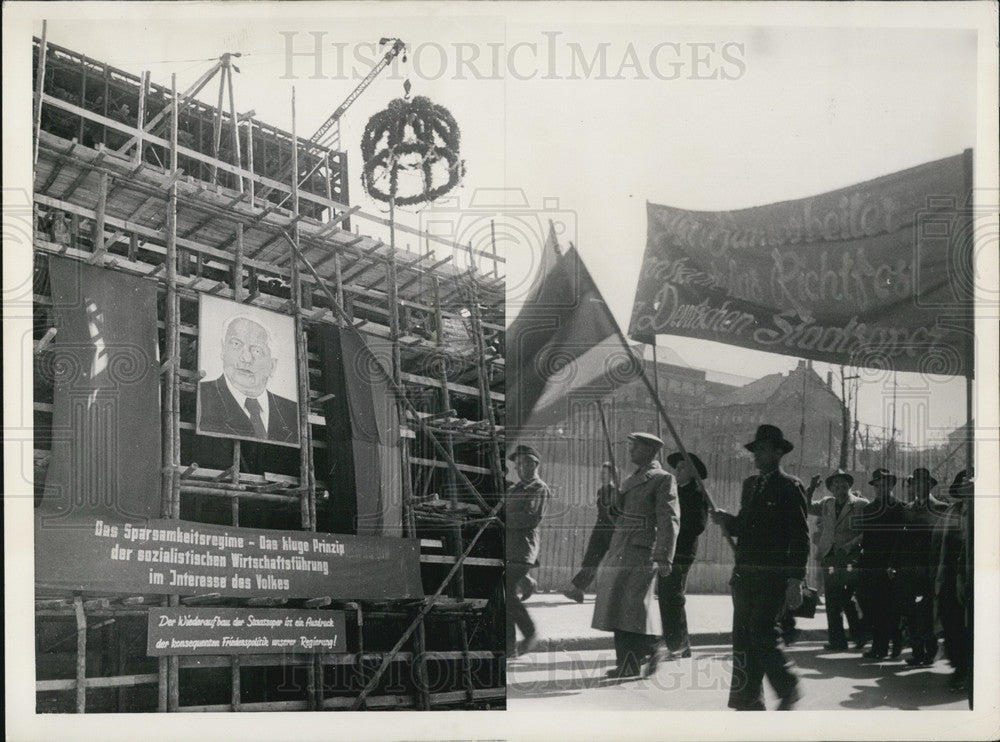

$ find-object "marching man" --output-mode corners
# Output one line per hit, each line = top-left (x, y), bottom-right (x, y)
(712, 424), (810, 710)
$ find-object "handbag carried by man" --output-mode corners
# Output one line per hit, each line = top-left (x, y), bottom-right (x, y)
(790, 586), (819, 618)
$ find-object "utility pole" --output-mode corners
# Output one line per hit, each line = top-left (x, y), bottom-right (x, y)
(798, 362), (808, 473)
(839, 366), (859, 469)
(851, 419), (860, 471)
(889, 370), (898, 472)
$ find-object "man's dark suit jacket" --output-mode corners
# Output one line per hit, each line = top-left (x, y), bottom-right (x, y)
(198, 376), (299, 445)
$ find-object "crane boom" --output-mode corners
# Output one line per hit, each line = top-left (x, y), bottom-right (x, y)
(311, 38), (405, 146)
(257, 38), (404, 204)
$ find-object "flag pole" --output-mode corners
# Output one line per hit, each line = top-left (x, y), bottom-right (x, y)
(621, 331), (736, 549)
(650, 343), (663, 440)
(564, 241), (733, 548)
(595, 401), (620, 492)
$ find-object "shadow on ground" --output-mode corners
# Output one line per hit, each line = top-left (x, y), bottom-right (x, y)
(792, 643), (962, 710)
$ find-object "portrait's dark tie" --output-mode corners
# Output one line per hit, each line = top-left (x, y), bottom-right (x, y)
(244, 397), (267, 439)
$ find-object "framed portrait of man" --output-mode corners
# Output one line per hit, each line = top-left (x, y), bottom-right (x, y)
(196, 295), (300, 447)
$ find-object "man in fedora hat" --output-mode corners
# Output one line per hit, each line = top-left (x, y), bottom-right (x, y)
(894, 467), (948, 666)
(563, 461), (620, 604)
(646, 451), (710, 673)
(711, 424), (809, 710)
(505, 444), (551, 657)
(591, 432), (679, 678)
(856, 468), (906, 660)
(808, 470), (869, 650)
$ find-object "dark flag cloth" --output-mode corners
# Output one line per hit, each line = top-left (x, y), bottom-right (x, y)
(507, 227), (642, 440)
(316, 324), (402, 537)
(37, 257), (161, 525)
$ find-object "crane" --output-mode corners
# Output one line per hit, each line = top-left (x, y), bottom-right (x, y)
(259, 37), (405, 202)
(312, 37), (406, 150)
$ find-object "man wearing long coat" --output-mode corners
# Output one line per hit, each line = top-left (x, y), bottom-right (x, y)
(592, 432), (679, 678)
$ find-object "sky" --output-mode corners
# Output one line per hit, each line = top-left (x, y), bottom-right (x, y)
(32, 7), (982, 448)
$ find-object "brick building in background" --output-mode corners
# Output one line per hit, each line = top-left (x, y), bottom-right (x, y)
(531, 349), (849, 593)
(699, 360), (847, 476)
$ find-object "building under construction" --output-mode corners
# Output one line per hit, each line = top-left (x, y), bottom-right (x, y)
(32, 33), (506, 712)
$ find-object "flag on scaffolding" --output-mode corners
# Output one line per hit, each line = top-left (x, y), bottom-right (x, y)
(506, 225), (642, 440)
(316, 324), (403, 537)
(36, 257), (162, 525)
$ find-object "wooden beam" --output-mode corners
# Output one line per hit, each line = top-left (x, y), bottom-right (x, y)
(134, 70), (148, 165)
(245, 116), (255, 205)
(340, 243), (387, 284)
(349, 500), (503, 710)
(74, 595), (86, 713)
(114, 59), (223, 154)
(180, 192), (245, 239)
(59, 147), (105, 200)
(313, 235), (362, 271)
(397, 255), (452, 293)
(36, 674), (160, 692)
(315, 205), (360, 238)
(40, 94), (505, 265)
(38, 139), (78, 194)
(87, 172), (109, 265)
(33, 23), (48, 165)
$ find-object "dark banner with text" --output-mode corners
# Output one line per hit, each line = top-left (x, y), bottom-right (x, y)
(35, 517), (423, 599)
(628, 153), (973, 377)
(147, 608), (347, 655)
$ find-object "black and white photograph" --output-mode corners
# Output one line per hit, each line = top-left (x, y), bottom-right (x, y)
(4, 2), (999, 742)
(12, 1), (507, 726)
(196, 296), (300, 446)
(501, 15), (996, 733)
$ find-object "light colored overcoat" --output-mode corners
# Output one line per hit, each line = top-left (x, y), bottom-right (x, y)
(810, 492), (868, 562)
(592, 461), (679, 634)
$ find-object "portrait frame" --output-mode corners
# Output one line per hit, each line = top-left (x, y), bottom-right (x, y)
(195, 294), (301, 447)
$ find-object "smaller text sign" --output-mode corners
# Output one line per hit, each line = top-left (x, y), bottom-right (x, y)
(147, 608), (347, 656)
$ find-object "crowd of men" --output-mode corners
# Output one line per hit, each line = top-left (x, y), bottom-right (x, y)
(505, 424), (974, 711)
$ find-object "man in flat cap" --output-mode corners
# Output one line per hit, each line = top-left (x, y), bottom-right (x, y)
(646, 451), (710, 672)
(808, 470), (869, 650)
(563, 461), (620, 604)
(505, 444), (550, 657)
(592, 433), (679, 678)
(856, 468), (906, 659)
(894, 467), (948, 666)
(712, 424), (809, 710)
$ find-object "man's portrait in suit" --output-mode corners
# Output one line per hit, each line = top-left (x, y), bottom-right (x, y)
(196, 297), (300, 446)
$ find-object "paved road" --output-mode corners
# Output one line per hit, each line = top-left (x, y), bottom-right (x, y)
(519, 592), (828, 653)
(507, 641), (968, 711)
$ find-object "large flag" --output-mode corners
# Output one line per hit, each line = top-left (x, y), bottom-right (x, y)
(628, 152), (974, 377)
(37, 257), (162, 527)
(316, 324), (403, 537)
(507, 226), (642, 440)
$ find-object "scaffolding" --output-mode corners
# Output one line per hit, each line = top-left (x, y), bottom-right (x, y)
(32, 34), (506, 712)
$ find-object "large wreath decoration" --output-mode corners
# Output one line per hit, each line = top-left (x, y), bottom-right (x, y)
(360, 96), (465, 206)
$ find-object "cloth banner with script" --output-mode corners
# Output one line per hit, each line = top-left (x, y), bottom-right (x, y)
(628, 153), (974, 377)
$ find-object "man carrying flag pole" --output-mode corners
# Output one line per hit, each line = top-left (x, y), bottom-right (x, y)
(506, 224), (720, 524)
(506, 224), (731, 673)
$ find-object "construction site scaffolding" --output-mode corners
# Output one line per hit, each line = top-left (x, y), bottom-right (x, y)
(32, 33), (507, 712)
